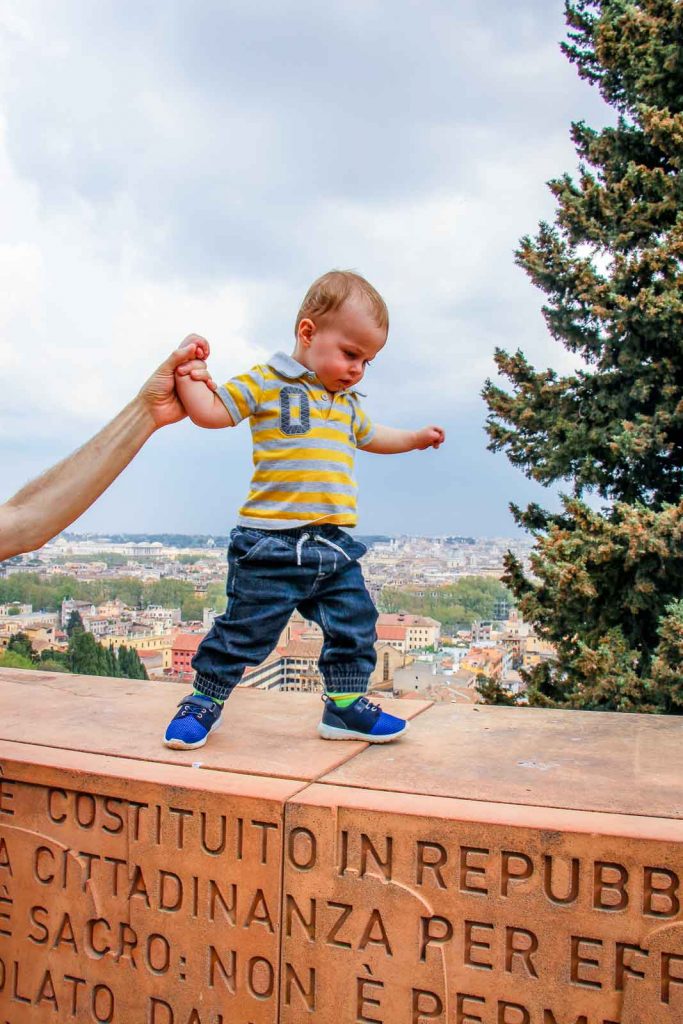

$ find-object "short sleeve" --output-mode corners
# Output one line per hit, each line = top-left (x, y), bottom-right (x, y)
(217, 366), (264, 425)
(353, 400), (375, 448)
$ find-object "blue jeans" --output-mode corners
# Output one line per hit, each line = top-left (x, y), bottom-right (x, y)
(191, 525), (378, 701)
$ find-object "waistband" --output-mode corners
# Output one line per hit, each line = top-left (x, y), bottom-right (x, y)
(233, 523), (348, 545)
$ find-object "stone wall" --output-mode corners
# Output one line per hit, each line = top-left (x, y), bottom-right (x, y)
(0, 668), (681, 1023)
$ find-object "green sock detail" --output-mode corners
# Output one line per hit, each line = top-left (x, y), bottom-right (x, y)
(194, 689), (225, 705)
(328, 692), (364, 708)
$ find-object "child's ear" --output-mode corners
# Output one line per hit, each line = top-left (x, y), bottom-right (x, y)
(298, 317), (316, 348)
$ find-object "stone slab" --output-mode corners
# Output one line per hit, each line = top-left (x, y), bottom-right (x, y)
(281, 783), (683, 1024)
(0, 669), (430, 783)
(0, 739), (304, 1024)
(320, 702), (683, 819)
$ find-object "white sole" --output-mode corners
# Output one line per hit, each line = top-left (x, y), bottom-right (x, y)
(317, 719), (409, 743)
(163, 715), (223, 750)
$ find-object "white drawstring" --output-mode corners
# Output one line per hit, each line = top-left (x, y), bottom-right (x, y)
(296, 533), (310, 565)
(314, 534), (351, 560)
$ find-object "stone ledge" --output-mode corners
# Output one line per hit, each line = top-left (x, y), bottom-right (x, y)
(0, 668), (682, 1023)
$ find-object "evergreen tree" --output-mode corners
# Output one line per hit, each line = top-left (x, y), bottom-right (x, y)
(483, 0), (683, 711)
(476, 674), (522, 707)
(66, 610), (84, 637)
(116, 645), (148, 681)
(68, 631), (103, 675)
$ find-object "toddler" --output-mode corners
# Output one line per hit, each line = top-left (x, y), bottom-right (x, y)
(164, 270), (445, 749)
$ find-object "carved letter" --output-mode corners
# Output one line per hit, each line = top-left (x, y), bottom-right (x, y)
(412, 988), (444, 1022)
(284, 963), (316, 1011)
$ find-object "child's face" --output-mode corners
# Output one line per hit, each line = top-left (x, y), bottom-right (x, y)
(297, 297), (387, 393)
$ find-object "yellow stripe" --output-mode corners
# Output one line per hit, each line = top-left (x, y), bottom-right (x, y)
(245, 489), (357, 507)
(252, 468), (356, 485)
(223, 378), (261, 418)
(254, 449), (354, 470)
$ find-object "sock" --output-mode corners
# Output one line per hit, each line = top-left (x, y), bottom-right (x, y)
(327, 692), (364, 708)
(194, 689), (225, 706)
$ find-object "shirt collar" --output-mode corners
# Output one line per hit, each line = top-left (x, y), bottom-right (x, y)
(267, 351), (315, 379)
(266, 351), (366, 397)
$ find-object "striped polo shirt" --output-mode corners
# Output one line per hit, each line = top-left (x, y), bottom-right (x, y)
(217, 352), (375, 529)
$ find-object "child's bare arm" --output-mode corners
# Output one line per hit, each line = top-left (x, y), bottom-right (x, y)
(175, 342), (234, 428)
(360, 424), (445, 454)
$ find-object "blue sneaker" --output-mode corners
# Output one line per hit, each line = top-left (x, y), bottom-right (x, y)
(317, 695), (409, 743)
(163, 694), (223, 749)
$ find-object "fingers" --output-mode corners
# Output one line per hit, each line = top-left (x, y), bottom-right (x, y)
(175, 358), (218, 392)
(421, 426), (445, 449)
(166, 334), (211, 369)
(180, 334), (210, 360)
(189, 365), (217, 392)
(176, 358), (207, 376)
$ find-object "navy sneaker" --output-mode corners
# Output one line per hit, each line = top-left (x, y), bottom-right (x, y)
(163, 694), (223, 750)
(317, 694), (408, 743)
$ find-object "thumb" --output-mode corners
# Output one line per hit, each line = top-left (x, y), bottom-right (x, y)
(157, 342), (199, 374)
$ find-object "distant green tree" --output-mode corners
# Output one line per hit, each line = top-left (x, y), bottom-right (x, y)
(116, 645), (148, 681)
(7, 632), (36, 662)
(380, 577), (511, 630)
(482, 0), (683, 712)
(66, 610), (85, 637)
(40, 649), (69, 670)
(68, 631), (103, 675)
(0, 650), (35, 670)
(38, 659), (68, 673)
(476, 674), (522, 707)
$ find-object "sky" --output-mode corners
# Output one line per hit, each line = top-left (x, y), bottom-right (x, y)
(0, 1), (612, 538)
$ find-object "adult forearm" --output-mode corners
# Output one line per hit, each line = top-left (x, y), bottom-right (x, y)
(0, 395), (158, 561)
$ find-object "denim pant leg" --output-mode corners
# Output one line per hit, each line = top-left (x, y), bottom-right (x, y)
(191, 530), (302, 701)
(298, 558), (378, 694)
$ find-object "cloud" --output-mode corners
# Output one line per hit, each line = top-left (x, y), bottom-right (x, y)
(0, 0), (614, 532)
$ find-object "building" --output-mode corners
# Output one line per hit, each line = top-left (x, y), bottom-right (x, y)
(61, 599), (96, 628)
(376, 623), (407, 653)
(369, 643), (411, 692)
(460, 646), (512, 681)
(170, 632), (205, 678)
(278, 639), (324, 693)
(376, 613), (440, 651)
(0, 603), (31, 617)
(393, 661), (480, 704)
(523, 636), (557, 670)
(136, 605), (182, 631)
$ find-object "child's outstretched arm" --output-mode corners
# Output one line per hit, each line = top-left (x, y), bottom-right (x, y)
(360, 424), (445, 454)
(175, 335), (234, 429)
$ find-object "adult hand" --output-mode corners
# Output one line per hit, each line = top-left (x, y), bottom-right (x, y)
(176, 358), (218, 392)
(138, 335), (211, 429)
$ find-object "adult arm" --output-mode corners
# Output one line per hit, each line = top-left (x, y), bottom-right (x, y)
(0, 337), (209, 561)
(360, 424), (445, 455)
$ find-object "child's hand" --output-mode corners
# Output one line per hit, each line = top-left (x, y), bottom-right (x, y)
(414, 426), (445, 450)
(177, 333), (210, 362)
(175, 335), (216, 392)
(177, 359), (217, 393)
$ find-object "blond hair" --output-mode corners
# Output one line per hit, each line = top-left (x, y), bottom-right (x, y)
(294, 270), (389, 337)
